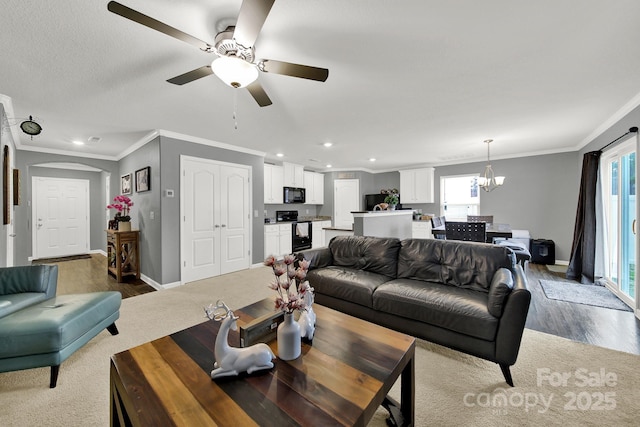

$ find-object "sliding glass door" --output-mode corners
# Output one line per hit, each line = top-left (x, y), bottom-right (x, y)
(602, 138), (636, 306)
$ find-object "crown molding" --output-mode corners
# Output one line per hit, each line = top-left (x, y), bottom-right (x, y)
(158, 130), (266, 158)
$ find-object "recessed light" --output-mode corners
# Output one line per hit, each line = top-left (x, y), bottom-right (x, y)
(326, 164), (332, 168)
(276, 153), (284, 157)
(369, 158), (376, 162)
(72, 140), (85, 145)
(323, 142), (332, 147)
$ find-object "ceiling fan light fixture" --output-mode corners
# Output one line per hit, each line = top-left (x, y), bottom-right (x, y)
(211, 56), (258, 88)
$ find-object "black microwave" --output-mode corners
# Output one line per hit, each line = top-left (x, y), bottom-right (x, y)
(283, 187), (305, 204)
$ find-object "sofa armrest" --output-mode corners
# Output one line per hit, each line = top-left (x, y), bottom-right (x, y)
(296, 248), (333, 270)
(487, 268), (514, 317)
(0, 265), (58, 298)
(494, 264), (531, 365)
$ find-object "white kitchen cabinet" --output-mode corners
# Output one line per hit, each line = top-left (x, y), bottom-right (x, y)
(264, 164), (284, 204)
(283, 162), (304, 187)
(412, 221), (432, 239)
(304, 171), (325, 205)
(312, 221), (323, 248)
(264, 223), (293, 258)
(264, 224), (279, 257)
(279, 224), (292, 256)
(400, 167), (435, 203)
(311, 220), (332, 248)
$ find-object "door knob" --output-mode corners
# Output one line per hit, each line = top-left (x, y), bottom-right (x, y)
(9, 234), (16, 237)
(214, 224), (220, 228)
(221, 224), (227, 228)
(633, 219), (636, 235)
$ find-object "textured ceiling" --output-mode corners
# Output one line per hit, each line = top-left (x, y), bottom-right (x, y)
(2, 0), (640, 172)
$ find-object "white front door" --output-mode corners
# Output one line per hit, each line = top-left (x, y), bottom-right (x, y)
(33, 177), (90, 259)
(334, 179), (360, 229)
(181, 157), (250, 283)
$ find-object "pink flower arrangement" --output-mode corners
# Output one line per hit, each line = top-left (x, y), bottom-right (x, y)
(264, 254), (311, 314)
(107, 195), (134, 221)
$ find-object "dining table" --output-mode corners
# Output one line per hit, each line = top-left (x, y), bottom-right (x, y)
(431, 223), (512, 243)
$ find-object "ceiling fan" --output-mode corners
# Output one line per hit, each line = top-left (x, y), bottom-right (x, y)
(107, 0), (329, 107)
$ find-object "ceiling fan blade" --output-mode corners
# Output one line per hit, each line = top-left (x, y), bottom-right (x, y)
(260, 60), (329, 82)
(233, 0), (275, 48)
(167, 66), (213, 85)
(107, 1), (212, 52)
(246, 81), (273, 107)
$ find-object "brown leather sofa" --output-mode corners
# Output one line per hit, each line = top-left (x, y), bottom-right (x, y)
(297, 235), (530, 386)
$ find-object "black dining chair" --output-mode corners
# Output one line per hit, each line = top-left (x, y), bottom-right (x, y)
(431, 216), (446, 239)
(445, 221), (486, 242)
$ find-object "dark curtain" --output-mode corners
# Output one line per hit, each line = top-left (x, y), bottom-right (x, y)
(566, 151), (601, 283)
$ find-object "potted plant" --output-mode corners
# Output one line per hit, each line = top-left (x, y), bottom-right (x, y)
(384, 193), (399, 209)
(107, 195), (134, 231)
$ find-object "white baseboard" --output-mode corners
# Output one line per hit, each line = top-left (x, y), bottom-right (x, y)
(159, 280), (182, 289)
(140, 274), (170, 291)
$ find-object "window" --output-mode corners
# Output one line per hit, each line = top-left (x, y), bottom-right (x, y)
(440, 174), (480, 220)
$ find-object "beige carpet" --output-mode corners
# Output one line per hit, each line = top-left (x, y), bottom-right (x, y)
(1, 266), (639, 426)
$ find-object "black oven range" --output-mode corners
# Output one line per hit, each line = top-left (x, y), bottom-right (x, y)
(276, 210), (312, 252)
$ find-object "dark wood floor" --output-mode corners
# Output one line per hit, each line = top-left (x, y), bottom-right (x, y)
(39, 254), (640, 355)
(524, 263), (640, 355)
(39, 253), (156, 299)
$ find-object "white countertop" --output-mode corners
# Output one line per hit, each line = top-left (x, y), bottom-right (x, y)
(351, 210), (413, 217)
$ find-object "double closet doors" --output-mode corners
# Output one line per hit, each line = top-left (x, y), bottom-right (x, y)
(601, 136), (637, 309)
(181, 157), (251, 284)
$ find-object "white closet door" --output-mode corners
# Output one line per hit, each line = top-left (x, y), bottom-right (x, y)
(182, 158), (220, 283)
(181, 157), (251, 283)
(220, 165), (250, 274)
(333, 179), (359, 230)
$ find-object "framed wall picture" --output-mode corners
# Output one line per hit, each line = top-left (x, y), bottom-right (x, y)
(135, 166), (150, 192)
(2, 146), (9, 224)
(121, 173), (132, 195)
(12, 169), (20, 205)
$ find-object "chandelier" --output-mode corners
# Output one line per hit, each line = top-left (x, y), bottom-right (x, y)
(478, 139), (505, 192)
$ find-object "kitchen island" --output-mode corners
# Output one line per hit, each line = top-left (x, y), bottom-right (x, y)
(351, 210), (413, 240)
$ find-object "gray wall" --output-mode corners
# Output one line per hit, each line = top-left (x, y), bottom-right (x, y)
(159, 136), (265, 284)
(424, 153), (580, 262)
(13, 151), (119, 265)
(317, 171), (400, 219)
(316, 152), (580, 262)
(117, 137), (161, 284)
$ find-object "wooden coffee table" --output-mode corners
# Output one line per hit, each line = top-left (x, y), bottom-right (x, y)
(110, 298), (415, 426)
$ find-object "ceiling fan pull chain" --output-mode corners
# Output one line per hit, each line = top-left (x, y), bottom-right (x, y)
(233, 89), (238, 130)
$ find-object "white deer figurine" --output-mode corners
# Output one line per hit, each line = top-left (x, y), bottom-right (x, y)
(205, 301), (275, 379)
(298, 284), (316, 340)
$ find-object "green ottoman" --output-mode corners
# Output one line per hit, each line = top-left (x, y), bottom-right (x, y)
(0, 291), (121, 388)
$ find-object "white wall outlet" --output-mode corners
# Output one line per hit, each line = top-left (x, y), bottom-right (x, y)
(150, 211), (155, 220)
(165, 189), (175, 198)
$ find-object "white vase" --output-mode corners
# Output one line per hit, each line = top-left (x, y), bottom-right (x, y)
(277, 312), (301, 360)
